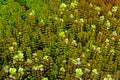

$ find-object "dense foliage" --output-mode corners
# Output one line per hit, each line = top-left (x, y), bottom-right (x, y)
(0, 0), (120, 80)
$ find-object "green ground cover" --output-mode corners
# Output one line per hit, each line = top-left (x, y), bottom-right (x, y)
(0, 0), (120, 80)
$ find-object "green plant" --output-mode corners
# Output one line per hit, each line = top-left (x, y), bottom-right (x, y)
(1, 0), (120, 80)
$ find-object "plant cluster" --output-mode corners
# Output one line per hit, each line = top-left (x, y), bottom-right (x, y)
(0, 0), (120, 80)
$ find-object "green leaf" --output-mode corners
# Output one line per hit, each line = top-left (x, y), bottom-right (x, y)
(18, 52), (24, 59)
(13, 55), (18, 60)
(18, 67), (24, 73)
(75, 68), (83, 77)
(42, 77), (48, 80)
(59, 31), (65, 37)
(9, 46), (14, 51)
(9, 68), (16, 75)
(91, 24), (96, 29)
